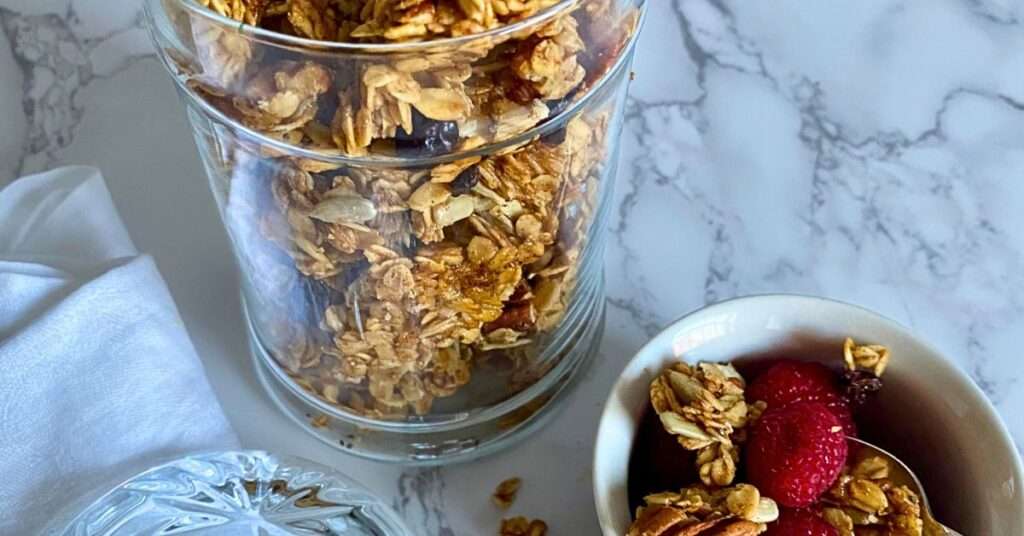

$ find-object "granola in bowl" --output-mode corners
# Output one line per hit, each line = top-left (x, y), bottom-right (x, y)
(624, 338), (942, 536)
(146, 0), (645, 460)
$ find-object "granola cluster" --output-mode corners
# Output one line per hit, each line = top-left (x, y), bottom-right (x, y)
(492, 477), (522, 509)
(167, 0), (639, 417)
(183, 0), (638, 156)
(634, 363), (776, 534)
(254, 116), (602, 417)
(650, 363), (765, 486)
(821, 456), (930, 536)
(200, 0), (571, 42)
(627, 340), (955, 536)
(628, 484), (779, 536)
(499, 516), (548, 536)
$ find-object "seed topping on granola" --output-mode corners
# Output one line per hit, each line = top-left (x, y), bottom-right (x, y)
(649, 362), (763, 487)
(628, 484), (779, 536)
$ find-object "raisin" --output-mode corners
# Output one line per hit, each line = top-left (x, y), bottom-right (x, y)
(539, 127), (567, 145)
(314, 90), (339, 125)
(843, 369), (884, 406)
(545, 90), (577, 116)
(449, 165), (480, 195)
(395, 110), (460, 157)
(535, 91), (576, 145)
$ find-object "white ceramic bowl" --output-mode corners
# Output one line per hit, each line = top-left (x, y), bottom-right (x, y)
(593, 295), (1023, 535)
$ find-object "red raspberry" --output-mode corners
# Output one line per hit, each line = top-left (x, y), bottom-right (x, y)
(765, 508), (837, 536)
(746, 401), (848, 507)
(747, 360), (857, 436)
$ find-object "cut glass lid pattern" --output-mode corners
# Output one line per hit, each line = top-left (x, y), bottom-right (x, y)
(59, 451), (410, 535)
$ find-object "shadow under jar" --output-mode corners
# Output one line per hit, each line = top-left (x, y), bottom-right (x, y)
(145, 0), (645, 464)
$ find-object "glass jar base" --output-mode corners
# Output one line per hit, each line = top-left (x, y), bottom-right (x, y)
(248, 278), (606, 466)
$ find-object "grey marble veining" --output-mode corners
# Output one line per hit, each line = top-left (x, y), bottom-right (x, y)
(1, 0), (1021, 533)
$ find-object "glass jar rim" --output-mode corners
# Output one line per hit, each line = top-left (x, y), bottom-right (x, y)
(167, 0), (584, 53)
(156, 1), (648, 168)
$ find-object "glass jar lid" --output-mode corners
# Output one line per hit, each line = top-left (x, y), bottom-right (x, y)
(56, 451), (411, 535)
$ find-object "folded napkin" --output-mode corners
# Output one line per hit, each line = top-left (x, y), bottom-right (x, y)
(0, 167), (238, 534)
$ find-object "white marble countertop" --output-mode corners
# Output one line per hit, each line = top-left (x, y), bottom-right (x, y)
(2, 0), (1022, 533)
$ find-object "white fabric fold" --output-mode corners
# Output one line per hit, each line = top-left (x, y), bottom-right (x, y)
(0, 167), (238, 535)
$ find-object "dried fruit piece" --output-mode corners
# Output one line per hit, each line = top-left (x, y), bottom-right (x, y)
(449, 165), (480, 195)
(395, 111), (460, 156)
(842, 369), (883, 406)
(539, 126), (568, 145)
(746, 402), (848, 508)
(840, 338), (890, 407)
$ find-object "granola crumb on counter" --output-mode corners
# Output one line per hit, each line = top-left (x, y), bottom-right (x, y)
(492, 477), (522, 509)
(499, 516), (547, 536)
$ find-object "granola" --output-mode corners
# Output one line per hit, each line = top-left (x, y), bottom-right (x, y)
(841, 338), (889, 405)
(627, 484), (779, 536)
(843, 338), (890, 377)
(499, 516), (547, 536)
(493, 477), (522, 509)
(629, 340), (957, 535)
(821, 456), (929, 536)
(180, 0), (639, 153)
(169, 0), (640, 416)
(649, 362), (764, 486)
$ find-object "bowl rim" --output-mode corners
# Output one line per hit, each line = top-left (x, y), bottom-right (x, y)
(592, 293), (1024, 534)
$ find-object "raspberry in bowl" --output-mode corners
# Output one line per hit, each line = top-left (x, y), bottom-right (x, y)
(593, 295), (1023, 535)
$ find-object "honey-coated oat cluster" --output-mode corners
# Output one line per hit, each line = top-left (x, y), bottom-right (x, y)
(627, 340), (934, 536)
(628, 484), (779, 536)
(170, 0), (639, 417)
(821, 456), (932, 536)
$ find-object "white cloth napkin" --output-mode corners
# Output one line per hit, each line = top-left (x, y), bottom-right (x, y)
(0, 167), (238, 534)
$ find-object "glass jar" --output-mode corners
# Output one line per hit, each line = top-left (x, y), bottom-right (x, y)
(145, 0), (645, 463)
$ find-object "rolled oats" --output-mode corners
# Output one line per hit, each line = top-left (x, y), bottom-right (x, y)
(649, 362), (763, 486)
(173, 0), (639, 417)
(627, 484), (778, 536)
(822, 456), (927, 536)
(492, 477), (522, 509)
(843, 337), (890, 377)
(499, 516), (547, 536)
(841, 338), (889, 405)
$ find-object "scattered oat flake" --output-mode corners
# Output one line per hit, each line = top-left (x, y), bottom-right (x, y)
(310, 414), (329, 428)
(492, 477), (522, 509)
